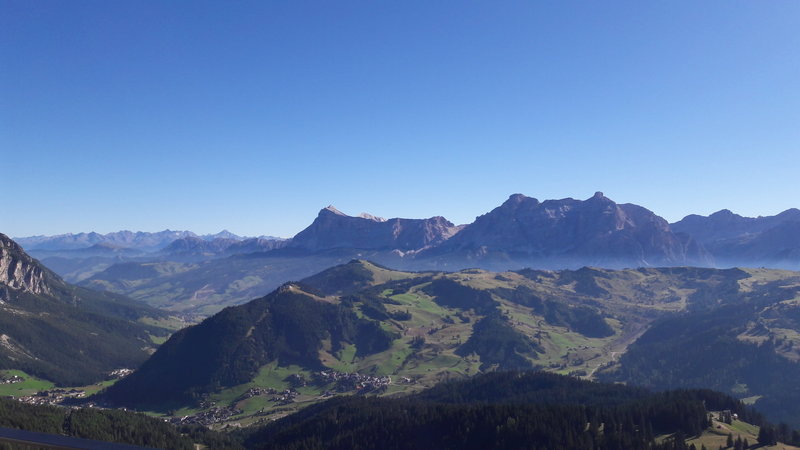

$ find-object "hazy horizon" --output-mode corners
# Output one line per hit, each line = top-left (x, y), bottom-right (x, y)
(9, 190), (800, 240)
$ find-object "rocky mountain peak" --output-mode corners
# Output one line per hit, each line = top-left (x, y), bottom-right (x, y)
(501, 193), (539, 208)
(586, 191), (614, 205)
(426, 193), (708, 267)
(322, 205), (347, 216)
(0, 233), (54, 296)
(775, 208), (800, 221)
(358, 212), (387, 222)
(709, 209), (738, 219)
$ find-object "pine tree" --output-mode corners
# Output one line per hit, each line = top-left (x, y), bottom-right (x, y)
(726, 433), (734, 448)
(758, 425), (777, 446)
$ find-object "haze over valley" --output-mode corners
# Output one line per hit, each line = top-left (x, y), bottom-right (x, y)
(15, 193), (800, 317)
(3, 1), (799, 448)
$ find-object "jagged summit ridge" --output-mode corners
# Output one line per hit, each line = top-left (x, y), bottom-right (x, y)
(424, 192), (708, 267)
(322, 205), (347, 216)
(290, 207), (460, 252)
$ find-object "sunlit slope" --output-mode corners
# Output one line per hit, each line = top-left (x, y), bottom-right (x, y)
(100, 260), (800, 422)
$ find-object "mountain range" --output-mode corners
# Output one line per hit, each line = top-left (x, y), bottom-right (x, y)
(13, 192), (800, 315)
(672, 208), (800, 267)
(418, 192), (711, 268)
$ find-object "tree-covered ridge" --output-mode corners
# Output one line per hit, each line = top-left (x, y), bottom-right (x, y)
(491, 285), (614, 338)
(0, 396), (238, 449)
(599, 282), (800, 427)
(102, 285), (398, 409)
(6, 371), (791, 450)
(237, 371), (779, 450)
(455, 313), (542, 370)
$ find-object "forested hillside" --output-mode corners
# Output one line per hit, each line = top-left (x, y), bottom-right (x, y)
(98, 260), (800, 432)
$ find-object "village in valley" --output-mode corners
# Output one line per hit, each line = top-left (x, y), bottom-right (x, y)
(171, 369), (405, 428)
(2, 365), (410, 429)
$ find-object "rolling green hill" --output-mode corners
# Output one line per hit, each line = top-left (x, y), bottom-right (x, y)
(99, 260), (800, 431)
(598, 268), (800, 426)
(79, 250), (369, 316)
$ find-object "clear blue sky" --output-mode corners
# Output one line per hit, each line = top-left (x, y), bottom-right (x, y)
(2, 1), (799, 238)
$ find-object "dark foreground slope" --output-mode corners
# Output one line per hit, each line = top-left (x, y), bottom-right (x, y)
(0, 233), (172, 385)
(238, 371), (776, 450)
(102, 281), (398, 409)
(0, 395), (238, 449)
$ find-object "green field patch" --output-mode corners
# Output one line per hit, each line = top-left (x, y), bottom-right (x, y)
(452, 271), (515, 290)
(366, 263), (419, 284)
(728, 419), (760, 436)
(547, 330), (575, 354)
(405, 352), (466, 375)
(389, 291), (450, 323)
(137, 315), (192, 331)
(249, 363), (306, 390)
(331, 343), (358, 372)
(148, 333), (169, 345)
(227, 276), (264, 292)
(354, 340), (413, 376)
(683, 418), (796, 450)
(741, 395), (762, 405)
(208, 363), (309, 408)
(171, 405), (201, 417)
(70, 379), (118, 396)
(0, 370), (55, 396)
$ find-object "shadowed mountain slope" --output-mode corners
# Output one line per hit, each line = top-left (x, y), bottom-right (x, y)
(0, 233), (172, 385)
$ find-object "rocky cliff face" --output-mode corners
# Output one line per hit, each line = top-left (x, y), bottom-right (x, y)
(424, 192), (710, 267)
(289, 206), (462, 252)
(0, 233), (53, 296)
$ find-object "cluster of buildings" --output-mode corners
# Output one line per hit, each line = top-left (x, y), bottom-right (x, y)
(314, 370), (392, 393)
(0, 375), (23, 384)
(235, 386), (278, 402)
(269, 389), (299, 405)
(14, 388), (86, 406)
(108, 368), (133, 379)
(232, 386), (298, 406)
(169, 405), (243, 427)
